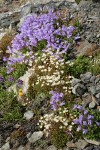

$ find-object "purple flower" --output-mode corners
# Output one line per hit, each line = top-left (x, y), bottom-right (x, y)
(0, 76), (4, 82)
(83, 129), (88, 134)
(59, 101), (65, 106)
(74, 119), (79, 124)
(83, 121), (88, 126)
(73, 104), (78, 110)
(84, 110), (88, 115)
(95, 122), (100, 126)
(50, 91), (65, 110)
(77, 105), (83, 111)
(7, 67), (14, 74)
(77, 125), (81, 131)
(74, 35), (81, 41)
(8, 77), (14, 82)
(73, 104), (82, 111)
(79, 115), (84, 125)
(3, 56), (8, 62)
(17, 79), (23, 85)
(88, 115), (94, 120)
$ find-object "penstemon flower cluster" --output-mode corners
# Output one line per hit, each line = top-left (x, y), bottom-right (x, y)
(5, 10), (78, 74)
(49, 91), (65, 110)
(73, 104), (100, 134)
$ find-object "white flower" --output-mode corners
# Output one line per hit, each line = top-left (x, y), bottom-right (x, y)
(59, 126), (63, 129)
(71, 122), (74, 125)
(45, 124), (51, 130)
(40, 116), (43, 119)
(65, 61), (70, 64)
(63, 109), (68, 113)
(69, 62), (74, 66)
(38, 66), (43, 69)
(39, 125), (43, 128)
(53, 118), (59, 122)
(44, 114), (49, 118)
(63, 122), (68, 126)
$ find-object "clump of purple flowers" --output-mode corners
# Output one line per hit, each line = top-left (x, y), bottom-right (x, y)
(73, 104), (100, 134)
(0, 76), (4, 83)
(8, 77), (14, 82)
(6, 11), (79, 74)
(49, 91), (65, 110)
(17, 79), (23, 85)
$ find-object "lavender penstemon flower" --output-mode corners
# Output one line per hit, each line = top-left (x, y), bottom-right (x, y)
(73, 105), (99, 135)
(17, 79), (23, 86)
(0, 76), (4, 83)
(49, 91), (65, 110)
(8, 77), (14, 82)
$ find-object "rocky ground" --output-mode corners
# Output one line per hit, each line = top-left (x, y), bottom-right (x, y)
(0, 0), (100, 150)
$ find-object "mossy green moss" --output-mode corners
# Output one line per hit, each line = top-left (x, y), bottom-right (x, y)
(70, 56), (90, 77)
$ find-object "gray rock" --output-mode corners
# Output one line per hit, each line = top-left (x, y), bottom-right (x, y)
(72, 83), (86, 96)
(63, 147), (69, 150)
(43, 2), (56, 12)
(89, 100), (96, 109)
(71, 78), (81, 87)
(0, 10), (21, 28)
(47, 145), (57, 150)
(66, 141), (76, 148)
(28, 131), (43, 143)
(5, 137), (10, 143)
(26, 132), (31, 139)
(90, 76), (96, 83)
(1, 142), (10, 150)
(88, 84), (100, 96)
(84, 145), (94, 150)
(80, 72), (92, 84)
(17, 146), (25, 150)
(82, 93), (92, 108)
(21, 2), (32, 17)
(88, 85), (96, 95)
(14, 123), (21, 129)
(84, 138), (100, 146)
(24, 142), (31, 150)
(93, 146), (100, 150)
(96, 85), (100, 94)
(75, 139), (88, 150)
(95, 93), (100, 99)
(24, 110), (34, 120)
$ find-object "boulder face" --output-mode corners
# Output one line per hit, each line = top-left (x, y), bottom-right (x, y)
(72, 73), (100, 105)
(75, 40), (100, 56)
